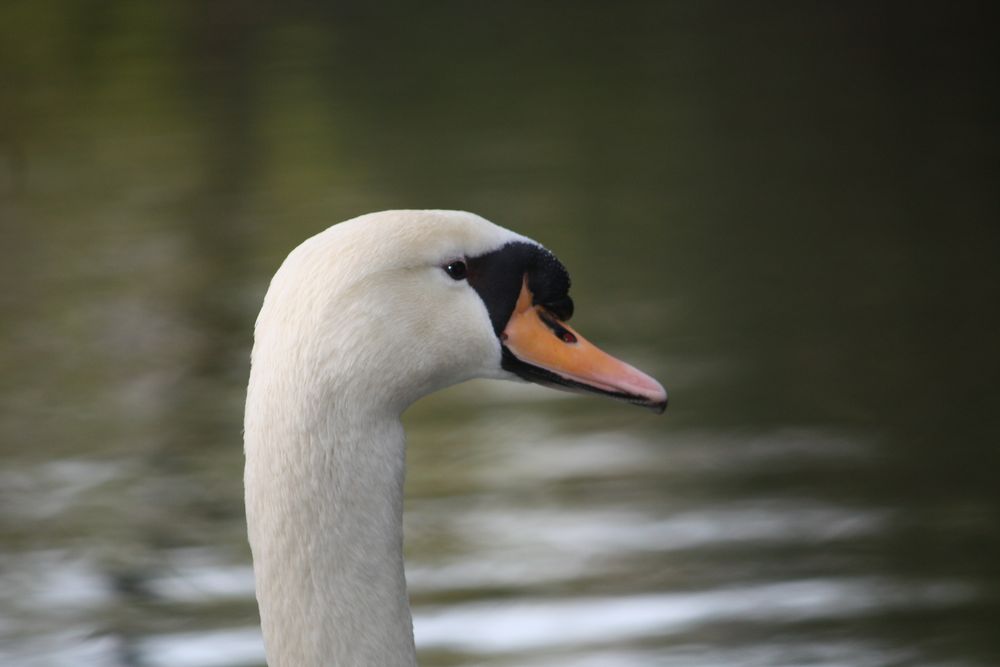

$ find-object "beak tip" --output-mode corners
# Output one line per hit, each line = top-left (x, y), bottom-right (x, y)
(645, 386), (667, 414)
(638, 377), (667, 414)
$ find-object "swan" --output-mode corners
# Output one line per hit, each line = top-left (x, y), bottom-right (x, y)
(244, 210), (667, 666)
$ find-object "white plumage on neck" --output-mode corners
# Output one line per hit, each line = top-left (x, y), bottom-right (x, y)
(244, 210), (667, 666)
(244, 211), (525, 666)
(245, 398), (413, 665)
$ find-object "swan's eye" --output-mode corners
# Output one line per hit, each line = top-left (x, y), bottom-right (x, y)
(443, 260), (468, 280)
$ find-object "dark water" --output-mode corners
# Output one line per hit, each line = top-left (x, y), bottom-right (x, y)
(1, 3), (998, 666)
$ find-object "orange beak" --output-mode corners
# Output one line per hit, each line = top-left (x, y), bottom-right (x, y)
(501, 279), (667, 412)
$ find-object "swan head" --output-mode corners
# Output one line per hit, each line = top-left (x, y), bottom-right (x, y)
(253, 210), (666, 414)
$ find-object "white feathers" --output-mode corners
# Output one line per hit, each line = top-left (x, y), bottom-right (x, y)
(244, 210), (531, 666)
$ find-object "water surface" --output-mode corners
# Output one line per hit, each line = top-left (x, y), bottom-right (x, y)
(1, 3), (998, 666)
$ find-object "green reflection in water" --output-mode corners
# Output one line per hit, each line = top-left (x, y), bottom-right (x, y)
(1, 2), (997, 666)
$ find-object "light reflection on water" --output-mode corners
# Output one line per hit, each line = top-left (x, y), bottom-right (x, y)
(413, 577), (973, 653)
(130, 575), (975, 666)
(0, 426), (982, 666)
(0, 545), (978, 667)
(2, 2), (998, 666)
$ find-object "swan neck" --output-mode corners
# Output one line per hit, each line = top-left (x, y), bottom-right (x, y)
(244, 392), (415, 667)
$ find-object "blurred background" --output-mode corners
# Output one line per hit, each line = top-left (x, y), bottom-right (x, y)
(1, 2), (998, 666)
